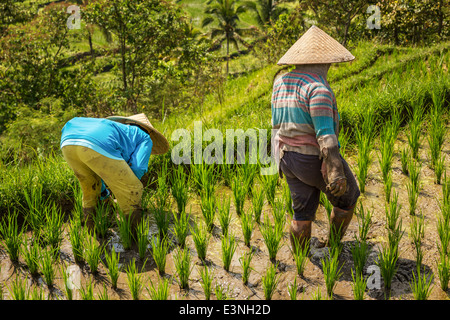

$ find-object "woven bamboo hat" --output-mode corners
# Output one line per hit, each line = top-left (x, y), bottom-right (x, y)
(277, 25), (355, 65)
(107, 113), (169, 155)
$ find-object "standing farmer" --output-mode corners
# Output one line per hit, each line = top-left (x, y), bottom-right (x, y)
(272, 26), (360, 252)
(60, 113), (169, 233)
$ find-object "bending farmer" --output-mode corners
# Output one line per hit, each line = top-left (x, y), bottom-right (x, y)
(60, 113), (169, 233)
(272, 26), (361, 252)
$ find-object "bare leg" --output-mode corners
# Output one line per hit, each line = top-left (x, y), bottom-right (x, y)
(290, 220), (312, 254)
(327, 206), (354, 245)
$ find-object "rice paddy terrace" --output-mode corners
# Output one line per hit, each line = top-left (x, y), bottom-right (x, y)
(0, 9), (450, 301)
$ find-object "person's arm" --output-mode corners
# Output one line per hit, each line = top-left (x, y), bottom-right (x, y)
(309, 84), (346, 197)
(128, 136), (153, 180)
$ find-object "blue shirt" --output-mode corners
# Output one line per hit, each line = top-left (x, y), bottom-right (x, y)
(60, 117), (153, 180)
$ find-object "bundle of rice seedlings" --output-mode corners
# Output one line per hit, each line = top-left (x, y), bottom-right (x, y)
(351, 269), (367, 300)
(321, 252), (343, 299)
(170, 164), (189, 214)
(260, 213), (284, 262)
(232, 172), (247, 216)
(172, 209), (191, 248)
(240, 209), (254, 247)
(173, 247), (192, 289)
(400, 147), (410, 175)
(80, 276), (94, 300)
(287, 277), (298, 300)
(92, 201), (111, 239)
(410, 214), (425, 270)
(153, 206), (171, 239)
(8, 275), (28, 300)
(97, 284), (110, 300)
(0, 210), (24, 263)
(191, 220), (210, 262)
(60, 262), (75, 300)
(126, 258), (146, 300)
(437, 253), (449, 291)
(21, 237), (41, 277)
(260, 173), (278, 206)
(239, 250), (254, 285)
(427, 91), (447, 170)
(116, 209), (134, 250)
(320, 192), (332, 222)
(136, 217), (150, 260)
(434, 153), (445, 185)
(103, 247), (121, 289)
(214, 283), (230, 300)
(200, 192), (217, 232)
(40, 246), (57, 288)
(272, 198), (287, 228)
(29, 285), (44, 300)
(84, 231), (103, 274)
(385, 190), (401, 232)
(406, 97), (424, 160)
(191, 162), (217, 198)
(328, 223), (344, 258)
(354, 111), (375, 194)
(281, 181), (294, 218)
(21, 185), (47, 235)
(150, 234), (169, 276)
(290, 235), (309, 276)
(147, 275), (170, 300)
(356, 201), (373, 242)
(410, 269), (434, 300)
(262, 262), (280, 300)
(68, 216), (85, 264)
(43, 203), (64, 250)
(377, 243), (399, 295)
(218, 197), (232, 236)
(384, 172), (393, 204)
(351, 237), (369, 277)
(199, 265), (214, 300)
(221, 232), (237, 272)
(251, 185), (265, 224)
(406, 157), (421, 215)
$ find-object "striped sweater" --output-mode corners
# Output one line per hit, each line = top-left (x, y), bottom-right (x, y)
(271, 70), (340, 158)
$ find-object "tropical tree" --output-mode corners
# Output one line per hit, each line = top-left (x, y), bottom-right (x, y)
(202, 0), (255, 75)
(246, 0), (289, 29)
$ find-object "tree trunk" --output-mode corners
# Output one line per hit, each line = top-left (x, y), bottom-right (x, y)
(120, 37), (127, 91)
(226, 36), (229, 76)
(87, 28), (94, 61)
(438, 0), (443, 37)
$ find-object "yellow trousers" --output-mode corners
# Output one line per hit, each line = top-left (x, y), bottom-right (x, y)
(62, 145), (143, 214)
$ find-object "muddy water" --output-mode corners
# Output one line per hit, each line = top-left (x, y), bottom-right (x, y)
(1, 129), (450, 300)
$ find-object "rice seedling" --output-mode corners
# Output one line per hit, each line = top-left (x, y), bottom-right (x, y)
(29, 285), (45, 300)
(312, 286), (325, 300)
(410, 269), (434, 300)
(384, 171), (393, 204)
(320, 192), (333, 222)
(261, 262), (280, 300)
(321, 252), (343, 299)
(437, 253), (449, 291)
(272, 198), (287, 228)
(191, 162), (217, 198)
(287, 277), (298, 300)
(150, 234), (169, 276)
(406, 180), (420, 216)
(239, 250), (253, 285)
(154, 160), (171, 210)
(147, 275), (170, 300)
(80, 276), (95, 300)
(385, 190), (401, 231)
(232, 172), (247, 216)
(400, 147), (410, 175)
(103, 247), (121, 289)
(40, 246), (57, 288)
(97, 284), (110, 300)
(116, 209), (134, 250)
(351, 238), (370, 277)
(356, 201), (373, 241)
(406, 97), (425, 160)
(354, 111), (375, 194)
(260, 213), (284, 262)
(172, 209), (191, 248)
(191, 220), (210, 262)
(251, 185), (265, 224)
(136, 217), (150, 260)
(199, 265), (214, 300)
(290, 235), (309, 276)
(240, 209), (255, 247)
(60, 262), (74, 300)
(218, 197), (232, 236)
(328, 223), (344, 258)
(281, 180), (294, 218)
(436, 216), (450, 256)
(0, 210), (24, 263)
(153, 206), (172, 239)
(84, 231), (103, 274)
(427, 92), (447, 169)
(260, 173), (278, 206)
(173, 246), (192, 289)
(21, 237), (41, 277)
(68, 215), (85, 264)
(351, 269), (367, 300)
(376, 243), (399, 294)
(8, 275), (28, 300)
(200, 192), (217, 232)
(170, 164), (189, 214)
(434, 153), (445, 185)
(126, 258), (146, 300)
(21, 185), (47, 235)
(43, 203), (64, 250)
(214, 283), (230, 300)
(410, 214), (425, 270)
(386, 220), (404, 261)
(92, 201), (111, 239)
(221, 232), (237, 272)
(378, 122), (396, 185)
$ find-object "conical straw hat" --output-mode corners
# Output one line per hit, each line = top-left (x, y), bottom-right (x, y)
(277, 25), (355, 65)
(107, 113), (169, 155)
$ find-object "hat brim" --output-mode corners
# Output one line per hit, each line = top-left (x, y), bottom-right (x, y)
(107, 116), (169, 155)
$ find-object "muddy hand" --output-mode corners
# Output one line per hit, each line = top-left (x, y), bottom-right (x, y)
(326, 178), (347, 197)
